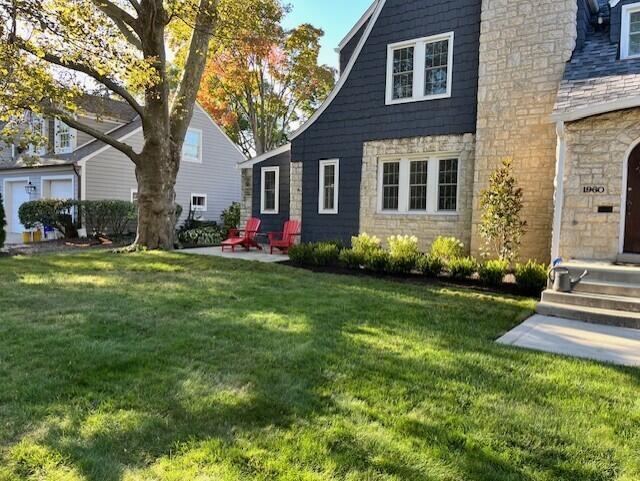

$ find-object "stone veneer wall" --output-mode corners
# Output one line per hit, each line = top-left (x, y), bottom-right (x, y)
(290, 161), (303, 222)
(472, 0), (578, 262)
(360, 134), (476, 252)
(240, 169), (253, 225)
(559, 108), (640, 261)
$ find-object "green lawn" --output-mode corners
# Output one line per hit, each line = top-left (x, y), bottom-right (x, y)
(0, 252), (638, 481)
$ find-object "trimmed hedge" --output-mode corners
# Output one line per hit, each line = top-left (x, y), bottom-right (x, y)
(82, 200), (137, 238)
(19, 199), (78, 238)
(177, 225), (224, 247)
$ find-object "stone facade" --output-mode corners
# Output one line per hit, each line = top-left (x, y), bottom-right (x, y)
(558, 108), (640, 261)
(473, 0), (578, 262)
(359, 134), (476, 252)
(240, 169), (253, 225)
(290, 161), (303, 222)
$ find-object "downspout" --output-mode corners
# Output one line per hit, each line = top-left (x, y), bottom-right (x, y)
(551, 121), (566, 263)
(72, 162), (81, 228)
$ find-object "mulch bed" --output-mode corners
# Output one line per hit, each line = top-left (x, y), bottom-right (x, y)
(281, 261), (540, 299)
(2, 237), (130, 256)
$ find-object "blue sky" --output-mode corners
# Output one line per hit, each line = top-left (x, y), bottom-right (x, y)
(282, 0), (373, 69)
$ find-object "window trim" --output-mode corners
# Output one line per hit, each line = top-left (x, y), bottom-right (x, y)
(54, 119), (76, 154)
(376, 154), (460, 215)
(318, 159), (340, 214)
(385, 31), (454, 105)
(621, 3), (640, 59)
(27, 112), (47, 156)
(182, 128), (203, 163)
(260, 166), (280, 215)
(131, 189), (138, 203)
(190, 193), (208, 212)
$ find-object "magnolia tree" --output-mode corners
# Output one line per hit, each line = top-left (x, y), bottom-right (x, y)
(181, 2), (335, 157)
(0, 0), (274, 249)
(478, 158), (527, 263)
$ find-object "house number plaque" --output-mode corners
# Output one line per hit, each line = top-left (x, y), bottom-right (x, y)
(583, 186), (606, 194)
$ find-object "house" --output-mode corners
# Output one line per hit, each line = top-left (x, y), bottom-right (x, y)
(239, 0), (640, 267)
(0, 96), (245, 238)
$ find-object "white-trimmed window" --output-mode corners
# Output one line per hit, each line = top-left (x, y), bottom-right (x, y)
(190, 193), (207, 212)
(27, 112), (47, 156)
(54, 119), (75, 154)
(378, 156), (459, 214)
(260, 166), (279, 214)
(386, 32), (454, 105)
(622, 3), (640, 59)
(318, 159), (339, 214)
(183, 128), (203, 162)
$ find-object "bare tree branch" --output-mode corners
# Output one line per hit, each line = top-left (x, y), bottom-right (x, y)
(105, 12), (143, 49)
(16, 39), (145, 119)
(91, 0), (140, 32)
(127, 0), (141, 14)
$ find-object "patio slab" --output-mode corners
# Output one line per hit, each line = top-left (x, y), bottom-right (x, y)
(181, 246), (289, 263)
(498, 315), (640, 367)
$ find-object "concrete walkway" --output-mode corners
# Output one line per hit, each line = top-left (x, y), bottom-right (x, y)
(498, 315), (640, 367)
(181, 246), (289, 263)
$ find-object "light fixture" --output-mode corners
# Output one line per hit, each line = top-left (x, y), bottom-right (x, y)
(25, 181), (37, 195)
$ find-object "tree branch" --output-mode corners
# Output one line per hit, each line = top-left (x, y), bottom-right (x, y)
(91, 0), (139, 31)
(104, 12), (143, 49)
(17, 40), (145, 119)
(46, 107), (140, 163)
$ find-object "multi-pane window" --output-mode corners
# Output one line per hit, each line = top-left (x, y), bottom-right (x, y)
(382, 162), (400, 210)
(27, 112), (47, 155)
(630, 11), (640, 56)
(438, 158), (458, 212)
(622, 4), (640, 58)
(183, 129), (202, 162)
(392, 47), (414, 100)
(261, 167), (279, 214)
(54, 119), (74, 154)
(378, 157), (459, 214)
(409, 160), (428, 211)
(425, 39), (449, 96)
(191, 194), (207, 212)
(319, 159), (339, 214)
(386, 32), (453, 104)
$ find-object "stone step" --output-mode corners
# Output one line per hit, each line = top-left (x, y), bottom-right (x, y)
(561, 262), (640, 284)
(574, 280), (640, 298)
(616, 253), (640, 265)
(541, 289), (640, 313)
(536, 301), (640, 330)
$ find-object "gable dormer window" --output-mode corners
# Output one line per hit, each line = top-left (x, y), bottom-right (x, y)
(26, 112), (47, 156)
(386, 32), (454, 105)
(621, 3), (640, 59)
(54, 119), (75, 154)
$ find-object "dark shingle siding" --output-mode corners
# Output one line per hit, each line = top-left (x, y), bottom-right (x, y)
(252, 150), (291, 234)
(292, 0), (481, 244)
(610, 0), (637, 45)
(340, 22), (368, 75)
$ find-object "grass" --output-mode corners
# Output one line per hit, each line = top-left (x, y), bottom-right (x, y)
(0, 251), (638, 481)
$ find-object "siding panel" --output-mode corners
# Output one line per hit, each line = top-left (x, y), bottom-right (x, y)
(251, 150), (291, 234)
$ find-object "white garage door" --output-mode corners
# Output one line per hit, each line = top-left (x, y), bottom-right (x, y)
(49, 179), (73, 199)
(7, 180), (29, 233)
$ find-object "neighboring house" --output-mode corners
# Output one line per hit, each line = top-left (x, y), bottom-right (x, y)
(240, 0), (640, 265)
(0, 96), (245, 236)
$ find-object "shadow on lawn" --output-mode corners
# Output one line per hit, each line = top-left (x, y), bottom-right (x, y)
(0, 252), (633, 481)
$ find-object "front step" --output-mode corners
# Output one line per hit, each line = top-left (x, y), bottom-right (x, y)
(616, 253), (640, 265)
(562, 262), (640, 284)
(575, 280), (640, 298)
(536, 301), (640, 330)
(541, 289), (640, 313)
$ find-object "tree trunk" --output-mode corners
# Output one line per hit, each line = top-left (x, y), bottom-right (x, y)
(133, 143), (180, 250)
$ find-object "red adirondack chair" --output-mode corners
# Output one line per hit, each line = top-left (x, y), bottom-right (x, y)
(221, 217), (262, 252)
(268, 220), (301, 254)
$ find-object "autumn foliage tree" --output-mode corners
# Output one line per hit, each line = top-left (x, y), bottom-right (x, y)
(0, 0), (273, 249)
(192, 1), (335, 156)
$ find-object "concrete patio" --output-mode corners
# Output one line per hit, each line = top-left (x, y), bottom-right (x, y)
(498, 315), (640, 367)
(181, 246), (289, 263)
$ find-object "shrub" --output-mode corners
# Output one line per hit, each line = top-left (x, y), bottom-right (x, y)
(430, 236), (465, 262)
(288, 243), (316, 266)
(387, 235), (420, 273)
(177, 226), (224, 247)
(515, 260), (548, 295)
(416, 254), (445, 277)
(352, 233), (381, 256)
(364, 249), (390, 273)
(478, 259), (510, 287)
(18, 199), (78, 238)
(82, 200), (137, 238)
(220, 202), (241, 236)
(449, 256), (478, 280)
(339, 248), (364, 269)
(0, 193), (5, 249)
(312, 242), (341, 267)
(479, 158), (527, 263)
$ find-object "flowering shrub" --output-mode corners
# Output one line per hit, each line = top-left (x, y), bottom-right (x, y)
(387, 235), (420, 273)
(351, 233), (381, 256)
(430, 236), (465, 262)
